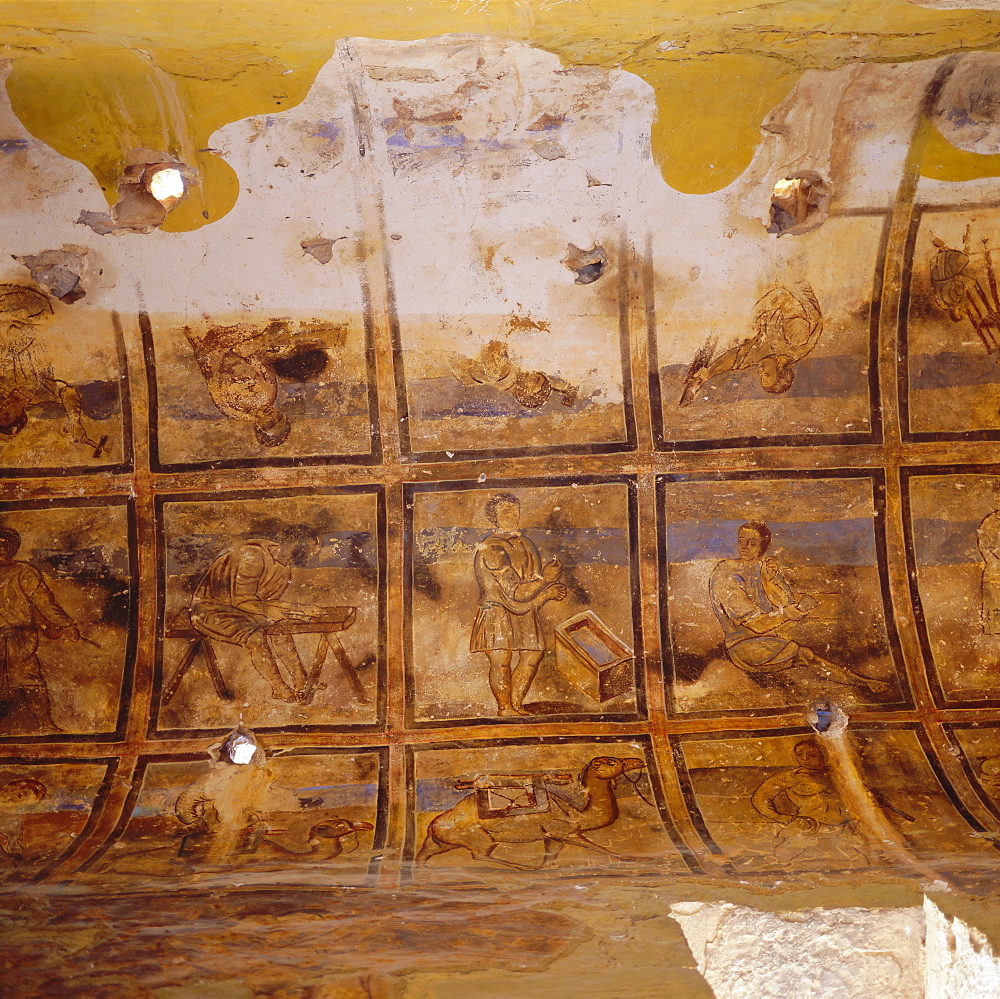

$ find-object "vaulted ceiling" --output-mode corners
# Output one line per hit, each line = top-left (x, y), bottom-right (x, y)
(4, 2), (1000, 995)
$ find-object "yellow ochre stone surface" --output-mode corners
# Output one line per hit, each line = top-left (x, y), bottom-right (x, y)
(3, 0), (1000, 228)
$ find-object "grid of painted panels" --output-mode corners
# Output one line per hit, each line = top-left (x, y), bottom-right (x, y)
(8, 191), (1000, 890)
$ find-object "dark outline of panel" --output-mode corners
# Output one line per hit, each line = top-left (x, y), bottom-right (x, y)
(401, 474), (647, 730)
(899, 201), (1000, 444)
(0, 310), (134, 478)
(0, 494), (138, 745)
(390, 241), (638, 464)
(141, 310), (382, 473)
(942, 719), (1000, 828)
(401, 732), (701, 880)
(900, 462), (1000, 709)
(0, 755), (122, 884)
(849, 721), (994, 852)
(148, 484), (387, 738)
(656, 467), (912, 719)
(648, 210), (888, 452)
(74, 746), (389, 883)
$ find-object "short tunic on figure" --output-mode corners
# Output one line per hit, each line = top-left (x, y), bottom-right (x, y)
(470, 532), (545, 652)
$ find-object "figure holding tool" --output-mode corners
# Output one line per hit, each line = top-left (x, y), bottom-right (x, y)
(164, 524), (363, 707)
(709, 521), (892, 695)
(185, 527), (325, 703)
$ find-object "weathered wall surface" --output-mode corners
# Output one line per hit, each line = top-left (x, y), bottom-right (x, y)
(4, 24), (1000, 888)
(672, 900), (927, 998)
(4, 2), (1000, 993)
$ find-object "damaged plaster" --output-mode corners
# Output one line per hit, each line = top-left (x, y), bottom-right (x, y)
(3, 10), (1000, 995)
(77, 149), (197, 235)
(12, 245), (88, 303)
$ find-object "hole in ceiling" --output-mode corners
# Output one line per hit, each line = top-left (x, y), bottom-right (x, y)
(149, 167), (186, 204)
(78, 150), (195, 235)
(220, 728), (258, 765)
(767, 172), (830, 236)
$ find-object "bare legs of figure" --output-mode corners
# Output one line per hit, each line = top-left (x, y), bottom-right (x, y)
(270, 634), (310, 695)
(512, 650), (543, 713)
(796, 646), (893, 695)
(244, 631), (308, 703)
(487, 650), (516, 716)
(486, 649), (544, 716)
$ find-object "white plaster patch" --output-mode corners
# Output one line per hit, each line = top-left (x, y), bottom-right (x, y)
(672, 899), (1000, 998)
(925, 897), (1000, 998)
(671, 901), (925, 998)
(908, 0), (1000, 7)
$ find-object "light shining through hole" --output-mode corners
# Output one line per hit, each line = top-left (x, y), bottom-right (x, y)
(772, 177), (801, 198)
(225, 733), (257, 765)
(149, 167), (185, 203)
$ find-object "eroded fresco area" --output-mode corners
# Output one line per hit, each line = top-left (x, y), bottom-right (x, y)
(348, 35), (638, 460)
(5, 29), (1000, 958)
(0, 499), (134, 739)
(80, 748), (383, 887)
(142, 60), (379, 470)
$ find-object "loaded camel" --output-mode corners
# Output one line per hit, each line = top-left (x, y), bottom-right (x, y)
(416, 755), (646, 869)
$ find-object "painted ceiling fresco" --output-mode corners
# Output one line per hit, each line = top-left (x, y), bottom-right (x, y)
(6, 1), (1000, 992)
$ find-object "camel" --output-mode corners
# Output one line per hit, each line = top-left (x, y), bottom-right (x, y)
(255, 818), (373, 861)
(415, 755), (646, 870)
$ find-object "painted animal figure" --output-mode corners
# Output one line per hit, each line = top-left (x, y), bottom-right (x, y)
(415, 756), (646, 869)
(256, 819), (374, 861)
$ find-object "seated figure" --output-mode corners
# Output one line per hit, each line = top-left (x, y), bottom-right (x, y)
(709, 521), (891, 695)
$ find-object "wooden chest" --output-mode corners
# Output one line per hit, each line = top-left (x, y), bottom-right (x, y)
(554, 611), (634, 703)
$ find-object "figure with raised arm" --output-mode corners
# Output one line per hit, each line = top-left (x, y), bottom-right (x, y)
(470, 494), (567, 716)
